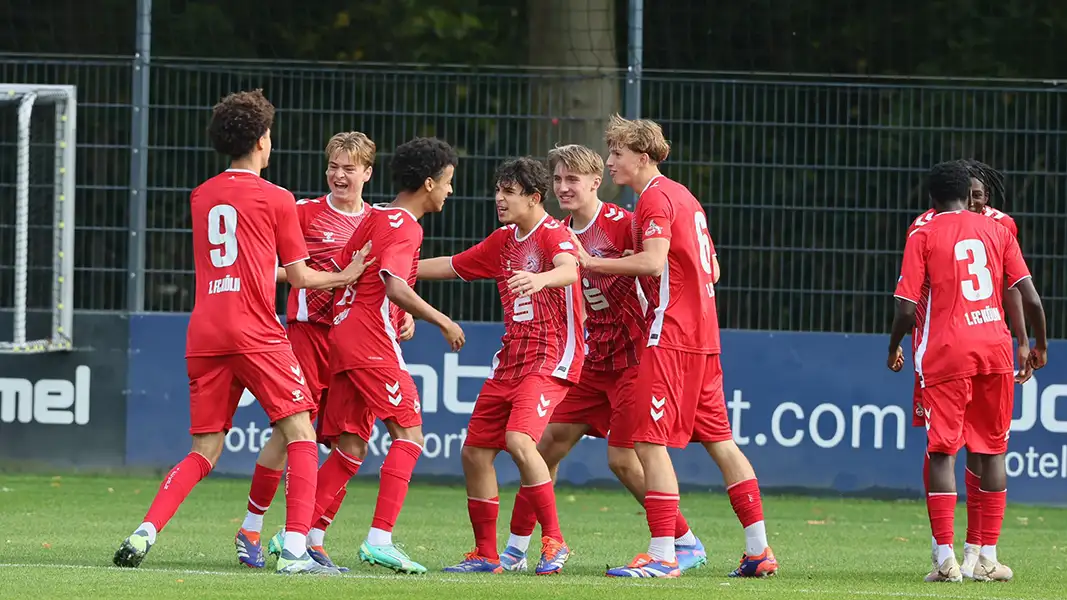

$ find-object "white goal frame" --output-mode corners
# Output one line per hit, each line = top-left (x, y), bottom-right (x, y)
(0, 84), (76, 353)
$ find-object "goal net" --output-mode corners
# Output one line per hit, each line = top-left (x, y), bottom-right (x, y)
(0, 84), (76, 353)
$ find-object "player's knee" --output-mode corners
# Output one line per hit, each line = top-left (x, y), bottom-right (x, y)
(386, 423), (424, 448)
(272, 410), (316, 443)
(338, 433), (368, 460)
(607, 448), (642, 482)
(190, 432), (224, 466)
(504, 431), (539, 465)
(461, 445), (493, 472)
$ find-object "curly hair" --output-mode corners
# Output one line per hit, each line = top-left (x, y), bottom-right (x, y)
(207, 89), (275, 159)
(390, 137), (459, 193)
(494, 157), (550, 201)
(960, 158), (1007, 207)
(926, 161), (972, 208)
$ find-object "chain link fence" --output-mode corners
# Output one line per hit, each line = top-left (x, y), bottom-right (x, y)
(1, 56), (1065, 335)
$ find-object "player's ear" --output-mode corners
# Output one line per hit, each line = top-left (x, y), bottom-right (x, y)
(363, 166), (373, 182)
(591, 175), (602, 191)
(423, 176), (434, 193)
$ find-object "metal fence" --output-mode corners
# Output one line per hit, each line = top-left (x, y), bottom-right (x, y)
(1, 56), (1066, 335)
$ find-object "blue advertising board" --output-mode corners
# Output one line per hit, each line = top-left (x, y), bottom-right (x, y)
(126, 314), (1067, 505)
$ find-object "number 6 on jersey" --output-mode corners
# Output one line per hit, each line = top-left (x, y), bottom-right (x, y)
(208, 204), (239, 268)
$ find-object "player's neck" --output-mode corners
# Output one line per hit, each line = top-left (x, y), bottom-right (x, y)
(935, 202), (967, 213)
(629, 167), (663, 196)
(514, 207), (547, 237)
(331, 194), (364, 214)
(228, 157), (262, 176)
(569, 198), (601, 230)
(390, 192), (425, 220)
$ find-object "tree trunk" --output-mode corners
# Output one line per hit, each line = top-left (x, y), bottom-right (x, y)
(528, 0), (620, 216)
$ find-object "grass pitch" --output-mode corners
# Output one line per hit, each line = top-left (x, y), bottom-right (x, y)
(0, 473), (1064, 599)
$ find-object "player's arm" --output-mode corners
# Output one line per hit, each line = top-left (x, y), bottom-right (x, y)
(580, 237), (669, 277)
(276, 267), (287, 283)
(1003, 234), (1047, 370)
(416, 256), (461, 281)
(1014, 278), (1046, 353)
(508, 253), (578, 297)
(285, 243), (373, 290)
(383, 276), (464, 350)
(888, 233), (927, 370)
(712, 256), (720, 284)
(1003, 286), (1028, 347)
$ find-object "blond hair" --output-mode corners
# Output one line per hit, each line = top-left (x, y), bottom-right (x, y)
(547, 144), (605, 177)
(603, 114), (670, 163)
(324, 131), (376, 167)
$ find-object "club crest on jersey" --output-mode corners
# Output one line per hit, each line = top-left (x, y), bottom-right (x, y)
(523, 254), (541, 273)
(645, 220), (663, 237)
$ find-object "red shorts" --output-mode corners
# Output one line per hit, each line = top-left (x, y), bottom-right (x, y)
(465, 375), (572, 450)
(321, 366), (422, 443)
(288, 321), (332, 441)
(550, 365), (640, 448)
(920, 373), (1014, 455)
(632, 347), (732, 449)
(187, 349), (315, 435)
(911, 374), (924, 427)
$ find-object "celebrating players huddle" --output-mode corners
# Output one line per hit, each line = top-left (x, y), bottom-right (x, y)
(112, 88), (1046, 584)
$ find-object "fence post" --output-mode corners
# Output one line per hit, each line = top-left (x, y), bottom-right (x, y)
(622, 0), (643, 209)
(127, 0), (151, 313)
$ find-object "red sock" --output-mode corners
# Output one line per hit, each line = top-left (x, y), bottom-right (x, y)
(284, 440), (320, 536)
(979, 488), (1007, 547)
(926, 493), (957, 546)
(674, 510), (691, 538)
(143, 452), (213, 532)
(644, 491), (680, 539)
(964, 469), (983, 546)
(371, 439), (422, 532)
(312, 448), (362, 524)
(922, 453), (930, 494)
(524, 481), (563, 543)
(467, 497), (500, 560)
(314, 485), (347, 531)
(727, 478), (765, 528)
(509, 484), (537, 537)
(247, 464), (283, 515)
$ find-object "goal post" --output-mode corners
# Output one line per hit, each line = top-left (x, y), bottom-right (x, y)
(0, 84), (76, 354)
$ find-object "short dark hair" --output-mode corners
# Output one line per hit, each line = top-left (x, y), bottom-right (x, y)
(961, 159), (1006, 206)
(926, 161), (971, 207)
(494, 157), (550, 201)
(208, 89), (275, 159)
(390, 137), (459, 193)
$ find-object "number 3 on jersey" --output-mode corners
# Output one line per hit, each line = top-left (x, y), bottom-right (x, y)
(694, 212), (716, 298)
(954, 239), (994, 301)
(208, 204), (239, 268)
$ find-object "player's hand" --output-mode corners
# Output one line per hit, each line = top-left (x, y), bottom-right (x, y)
(439, 319), (465, 352)
(398, 313), (415, 342)
(1028, 344), (1048, 371)
(1015, 344), (1033, 384)
(342, 241), (375, 283)
(570, 232), (593, 268)
(887, 346), (904, 372)
(507, 271), (545, 297)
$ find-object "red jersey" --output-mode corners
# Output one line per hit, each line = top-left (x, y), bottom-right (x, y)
(634, 176), (720, 354)
(186, 169), (308, 357)
(285, 194), (368, 325)
(894, 210), (1031, 387)
(329, 206), (423, 372)
(905, 207), (1019, 357)
(450, 214), (585, 383)
(564, 202), (647, 372)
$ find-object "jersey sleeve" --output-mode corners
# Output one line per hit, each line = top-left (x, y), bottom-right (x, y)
(636, 189), (674, 241)
(379, 223), (422, 282)
(894, 231), (927, 304)
(274, 190), (309, 266)
(1002, 232), (1032, 289)
(541, 222), (579, 263)
(450, 229), (503, 281)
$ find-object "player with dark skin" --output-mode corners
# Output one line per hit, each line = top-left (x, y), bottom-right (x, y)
(887, 176), (1047, 508)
